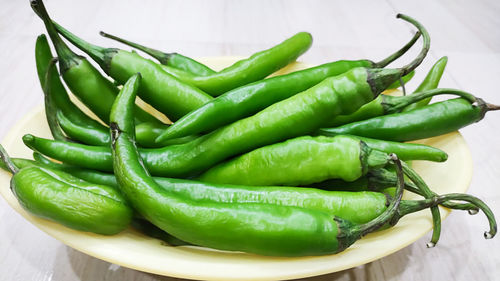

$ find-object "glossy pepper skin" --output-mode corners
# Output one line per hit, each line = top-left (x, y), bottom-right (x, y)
(326, 56), (446, 128)
(0, 154), (479, 223)
(403, 56), (448, 112)
(324, 82), (458, 129)
(47, 20), (212, 122)
(56, 112), (197, 148)
(350, 136), (447, 162)
(109, 73), (409, 256)
(31, 0), (161, 125)
(198, 135), (390, 186)
(156, 32), (421, 141)
(0, 146), (132, 235)
(5, 154), (389, 225)
(35, 34), (101, 130)
(319, 98), (500, 142)
(24, 66), (392, 177)
(99, 30), (216, 76)
(125, 32), (314, 96)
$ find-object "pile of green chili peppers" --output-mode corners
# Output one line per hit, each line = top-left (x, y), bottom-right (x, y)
(1, 0), (498, 257)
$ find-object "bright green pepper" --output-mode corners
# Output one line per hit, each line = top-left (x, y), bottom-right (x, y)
(403, 56), (448, 111)
(102, 31), (314, 96)
(0, 145), (132, 235)
(99, 31), (216, 76)
(319, 98), (500, 142)
(198, 135), (390, 185)
(155, 31), (421, 141)
(31, 0), (162, 125)
(109, 73), (409, 256)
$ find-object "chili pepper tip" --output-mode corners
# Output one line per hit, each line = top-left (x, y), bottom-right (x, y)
(426, 242), (436, 248)
(484, 231), (493, 239)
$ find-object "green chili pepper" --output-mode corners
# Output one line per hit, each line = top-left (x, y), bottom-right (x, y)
(35, 34), (104, 130)
(23, 13), (429, 178)
(310, 168), (476, 212)
(197, 135), (390, 185)
(56, 110), (110, 146)
(31, 0), (162, 125)
(326, 57), (447, 128)
(196, 134), (448, 186)
(27, 13), (428, 179)
(101, 31), (314, 96)
(348, 135), (447, 162)
(156, 32), (421, 141)
(56, 111), (197, 147)
(319, 98), (500, 142)
(110, 73), (407, 256)
(324, 86), (472, 128)
(0, 145), (132, 235)
(41, 57), (70, 142)
(109, 80), (496, 253)
(31, 0), (213, 121)
(135, 122), (199, 148)
(403, 56), (448, 111)
(0, 153), (480, 224)
(99, 31), (216, 76)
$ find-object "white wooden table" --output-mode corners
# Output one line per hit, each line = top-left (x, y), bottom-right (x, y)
(1, 0), (499, 280)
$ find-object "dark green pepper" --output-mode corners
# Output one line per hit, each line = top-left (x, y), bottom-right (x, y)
(319, 98), (500, 142)
(403, 56), (448, 111)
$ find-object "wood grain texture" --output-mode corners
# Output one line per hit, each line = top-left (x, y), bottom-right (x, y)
(0, 0), (499, 280)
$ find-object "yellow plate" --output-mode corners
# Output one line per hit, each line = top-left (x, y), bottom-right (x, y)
(0, 58), (472, 280)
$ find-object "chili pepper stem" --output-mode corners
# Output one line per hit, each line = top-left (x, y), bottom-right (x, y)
(383, 88), (478, 114)
(52, 20), (113, 73)
(99, 31), (170, 65)
(368, 169), (479, 212)
(0, 145), (19, 174)
(400, 161), (442, 245)
(30, 0), (81, 73)
(396, 14), (431, 76)
(486, 103), (500, 111)
(373, 31), (421, 68)
(357, 154), (405, 236)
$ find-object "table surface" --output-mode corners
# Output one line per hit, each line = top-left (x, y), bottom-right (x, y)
(1, 0), (499, 280)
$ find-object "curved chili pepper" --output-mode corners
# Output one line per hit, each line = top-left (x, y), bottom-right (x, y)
(110, 84), (496, 253)
(31, 0), (212, 121)
(329, 57), (447, 128)
(403, 56), (448, 111)
(31, 0), (162, 125)
(35, 34), (100, 129)
(27, 13), (429, 179)
(110, 73), (407, 256)
(101, 31), (313, 96)
(324, 85), (469, 128)
(196, 134), (448, 186)
(41, 58), (70, 141)
(99, 31), (216, 76)
(319, 98), (500, 142)
(156, 32), (421, 141)
(0, 145), (132, 235)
